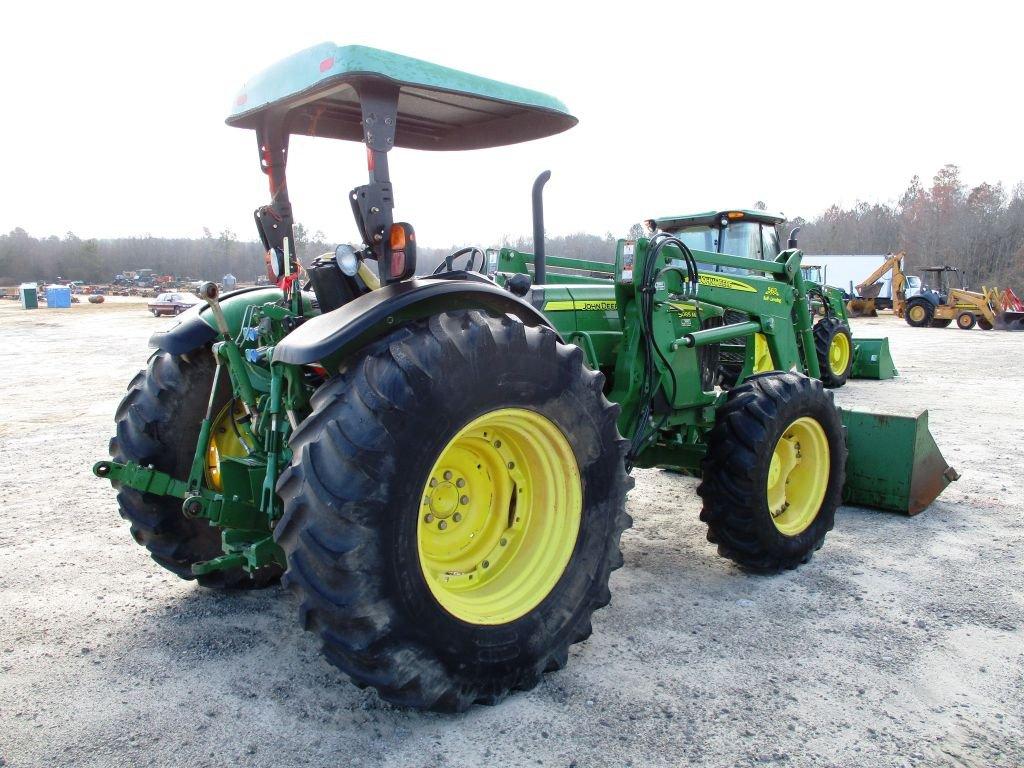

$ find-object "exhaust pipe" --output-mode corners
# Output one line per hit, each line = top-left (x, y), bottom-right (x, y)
(787, 226), (801, 249)
(532, 170), (551, 285)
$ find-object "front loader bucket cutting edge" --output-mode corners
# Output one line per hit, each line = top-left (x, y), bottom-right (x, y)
(850, 338), (898, 379)
(994, 310), (1024, 331)
(840, 408), (959, 515)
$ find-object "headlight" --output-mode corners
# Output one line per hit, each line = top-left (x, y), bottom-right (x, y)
(335, 244), (359, 276)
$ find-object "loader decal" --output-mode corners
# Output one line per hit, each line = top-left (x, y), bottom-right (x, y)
(698, 274), (757, 292)
(764, 286), (783, 304)
(543, 300), (618, 312)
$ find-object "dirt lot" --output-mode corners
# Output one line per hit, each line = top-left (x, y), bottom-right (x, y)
(1, 299), (1021, 768)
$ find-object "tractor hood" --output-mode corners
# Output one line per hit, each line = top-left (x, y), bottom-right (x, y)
(226, 43), (577, 150)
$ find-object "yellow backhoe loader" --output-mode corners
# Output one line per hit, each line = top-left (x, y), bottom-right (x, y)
(905, 266), (1024, 330)
(846, 252), (908, 317)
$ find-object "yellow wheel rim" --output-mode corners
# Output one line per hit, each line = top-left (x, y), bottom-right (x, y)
(205, 400), (248, 491)
(909, 305), (926, 323)
(417, 408), (582, 625)
(766, 416), (829, 536)
(828, 332), (851, 375)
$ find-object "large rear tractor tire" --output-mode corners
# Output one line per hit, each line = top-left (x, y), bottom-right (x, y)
(275, 310), (631, 711)
(697, 372), (846, 573)
(110, 349), (282, 589)
(905, 299), (934, 328)
(813, 317), (853, 388)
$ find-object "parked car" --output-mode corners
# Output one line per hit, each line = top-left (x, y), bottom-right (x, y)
(148, 292), (200, 316)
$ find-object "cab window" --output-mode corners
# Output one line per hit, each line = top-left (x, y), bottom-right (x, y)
(761, 225), (780, 261)
(719, 221), (761, 259)
(673, 225), (718, 254)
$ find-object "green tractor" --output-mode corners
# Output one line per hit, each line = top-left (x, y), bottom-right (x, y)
(94, 43), (955, 711)
(638, 209), (892, 387)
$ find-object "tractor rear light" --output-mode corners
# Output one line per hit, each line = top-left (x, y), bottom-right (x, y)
(389, 250), (406, 278)
(387, 223), (417, 280)
(389, 223), (407, 251)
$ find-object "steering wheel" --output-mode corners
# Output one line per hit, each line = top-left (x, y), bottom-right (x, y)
(432, 247), (485, 276)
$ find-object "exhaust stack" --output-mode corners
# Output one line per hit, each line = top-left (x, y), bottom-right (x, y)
(532, 171), (550, 285)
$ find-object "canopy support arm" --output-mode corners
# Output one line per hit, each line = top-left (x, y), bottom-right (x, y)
(349, 81), (414, 284)
(253, 110), (297, 285)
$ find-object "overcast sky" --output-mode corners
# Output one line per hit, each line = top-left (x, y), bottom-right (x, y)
(3, 1), (1020, 250)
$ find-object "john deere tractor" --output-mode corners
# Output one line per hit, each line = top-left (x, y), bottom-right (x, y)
(644, 209), (892, 387)
(94, 43), (956, 711)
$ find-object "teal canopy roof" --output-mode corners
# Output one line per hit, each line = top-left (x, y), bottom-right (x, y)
(226, 43), (577, 150)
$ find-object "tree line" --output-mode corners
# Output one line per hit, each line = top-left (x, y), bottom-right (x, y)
(793, 164), (1024, 289)
(2, 165), (1022, 290)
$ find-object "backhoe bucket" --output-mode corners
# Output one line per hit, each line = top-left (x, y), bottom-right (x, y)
(846, 298), (878, 317)
(850, 338), (898, 379)
(841, 408), (959, 515)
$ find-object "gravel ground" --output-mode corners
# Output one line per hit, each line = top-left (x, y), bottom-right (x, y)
(0, 300), (1021, 768)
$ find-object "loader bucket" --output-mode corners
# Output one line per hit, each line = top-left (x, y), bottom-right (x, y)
(841, 408), (959, 515)
(850, 337), (898, 379)
(994, 310), (1024, 330)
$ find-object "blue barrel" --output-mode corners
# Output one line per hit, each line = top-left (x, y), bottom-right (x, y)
(46, 286), (72, 308)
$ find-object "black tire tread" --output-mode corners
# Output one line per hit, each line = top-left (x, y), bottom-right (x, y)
(812, 317), (853, 388)
(109, 349), (280, 589)
(905, 299), (934, 328)
(696, 372), (846, 573)
(275, 310), (631, 711)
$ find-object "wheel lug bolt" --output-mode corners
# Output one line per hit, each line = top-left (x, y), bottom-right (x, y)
(453, 512), (462, 522)
(443, 470), (452, 481)
(460, 495), (469, 505)
(507, 461), (515, 470)
(438, 520), (447, 530)
(456, 478), (466, 488)
(482, 560), (490, 568)
(424, 513), (434, 523)
(500, 538), (507, 546)
(429, 478), (438, 488)
(494, 440), (502, 448)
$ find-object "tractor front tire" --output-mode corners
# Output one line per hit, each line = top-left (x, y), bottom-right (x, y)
(110, 349), (282, 589)
(956, 311), (977, 330)
(275, 310), (631, 711)
(905, 299), (934, 327)
(697, 372), (846, 573)
(813, 317), (853, 388)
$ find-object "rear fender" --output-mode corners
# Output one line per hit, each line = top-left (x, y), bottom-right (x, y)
(273, 274), (559, 366)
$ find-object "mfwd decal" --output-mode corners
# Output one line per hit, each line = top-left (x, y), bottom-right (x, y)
(697, 274), (757, 292)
